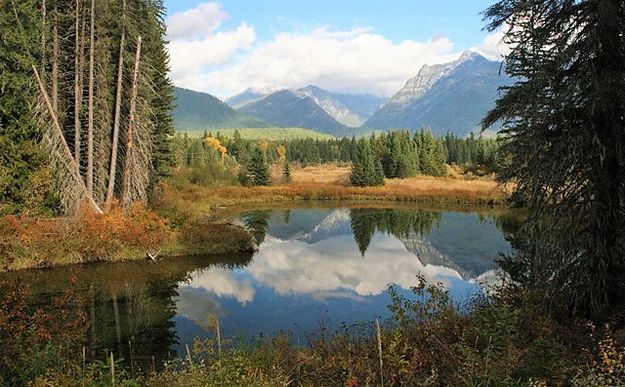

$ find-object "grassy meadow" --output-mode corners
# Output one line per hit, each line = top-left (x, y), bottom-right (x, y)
(157, 163), (509, 226)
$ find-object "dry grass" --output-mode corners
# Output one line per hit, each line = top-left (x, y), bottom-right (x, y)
(160, 164), (510, 223)
(287, 163), (351, 184)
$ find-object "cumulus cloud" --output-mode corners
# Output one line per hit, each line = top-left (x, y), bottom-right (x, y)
(165, 3), (512, 98)
(187, 27), (460, 97)
(167, 2), (229, 41)
(166, 3), (257, 90)
(473, 27), (511, 61)
(168, 24), (256, 85)
(176, 230), (482, 304)
(182, 268), (255, 304)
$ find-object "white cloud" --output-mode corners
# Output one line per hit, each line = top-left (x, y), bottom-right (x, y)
(473, 27), (510, 61)
(165, 4), (512, 98)
(166, 3), (256, 91)
(168, 23), (256, 85)
(176, 231), (482, 304)
(166, 2), (229, 41)
(247, 233), (467, 298)
(186, 27), (460, 98)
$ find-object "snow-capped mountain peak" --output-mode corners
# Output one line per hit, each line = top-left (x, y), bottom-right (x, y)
(385, 50), (484, 108)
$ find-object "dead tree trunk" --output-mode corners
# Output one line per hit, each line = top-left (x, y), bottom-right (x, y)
(41, 0), (46, 75)
(33, 65), (103, 215)
(121, 36), (142, 209)
(87, 0), (95, 196)
(74, 0), (82, 164)
(51, 3), (59, 113)
(104, 0), (126, 211)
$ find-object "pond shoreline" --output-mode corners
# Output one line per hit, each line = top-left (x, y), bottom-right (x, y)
(1, 177), (510, 272)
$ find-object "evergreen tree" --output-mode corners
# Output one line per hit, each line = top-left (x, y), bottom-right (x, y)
(242, 210), (270, 245)
(350, 209), (377, 256)
(247, 147), (270, 186)
(350, 138), (385, 187)
(483, 0), (625, 319)
(282, 159), (292, 183)
(0, 0), (54, 214)
(1, 0), (175, 214)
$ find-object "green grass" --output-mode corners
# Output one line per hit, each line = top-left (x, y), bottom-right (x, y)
(179, 127), (335, 140)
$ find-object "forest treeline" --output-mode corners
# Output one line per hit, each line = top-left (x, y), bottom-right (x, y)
(0, 0), (174, 215)
(171, 129), (500, 187)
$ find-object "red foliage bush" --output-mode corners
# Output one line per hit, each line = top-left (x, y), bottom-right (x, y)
(0, 203), (172, 268)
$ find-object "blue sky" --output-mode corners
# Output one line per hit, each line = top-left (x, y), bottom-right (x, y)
(163, 1), (506, 98)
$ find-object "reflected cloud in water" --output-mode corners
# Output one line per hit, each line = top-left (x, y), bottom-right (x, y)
(176, 208), (513, 339)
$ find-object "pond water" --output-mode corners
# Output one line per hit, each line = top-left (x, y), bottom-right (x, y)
(1, 206), (516, 366)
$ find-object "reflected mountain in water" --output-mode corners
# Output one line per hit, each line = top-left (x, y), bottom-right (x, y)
(249, 208), (511, 280)
(3, 207), (517, 365)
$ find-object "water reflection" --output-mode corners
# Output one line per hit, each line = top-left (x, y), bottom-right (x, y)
(349, 208), (441, 255)
(1, 207), (518, 366)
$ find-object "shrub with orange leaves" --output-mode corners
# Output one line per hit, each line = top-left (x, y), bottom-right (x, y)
(0, 278), (88, 385)
(72, 203), (172, 260)
(0, 203), (172, 270)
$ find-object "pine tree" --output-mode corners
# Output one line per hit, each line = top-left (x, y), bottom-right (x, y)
(483, 0), (625, 319)
(0, 0), (53, 214)
(350, 138), (384, 187)
(282, 159), (292, 183)
(350, 209), (378, 256)
(1, 0), (175, 214)
(247, 147), (270, 186)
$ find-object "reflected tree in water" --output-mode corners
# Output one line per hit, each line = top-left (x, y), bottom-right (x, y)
(0, 253), (254, 376)
(350, 209), (378, 256)
(349, 208), (442, 256)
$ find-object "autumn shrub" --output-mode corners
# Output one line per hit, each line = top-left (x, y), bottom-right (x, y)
(0, 203), (172, 269)
(0, 278), (88, 386)
(71, 204), (172, 260)
(572, 329), (625, 386)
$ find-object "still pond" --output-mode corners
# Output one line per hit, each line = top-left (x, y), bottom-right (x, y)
(2, 206), (517, 365)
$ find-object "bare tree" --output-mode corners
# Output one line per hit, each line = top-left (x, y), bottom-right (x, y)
(51, 3), (59, 113)
(33, 65), (102, 215)
(87, 0), (95, 195)
(40, 0), (46, 75)
(105, 0), (126, 210)
(121, 36), (142, 208)
(74, 0), (83, 164)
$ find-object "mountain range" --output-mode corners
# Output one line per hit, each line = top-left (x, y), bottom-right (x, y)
(173, 87), (268, 130)
(230, 86), (385, 128)
(363, 51), (513, 135)
(238, 89), (351, 136)
(173, 50), (512, 137)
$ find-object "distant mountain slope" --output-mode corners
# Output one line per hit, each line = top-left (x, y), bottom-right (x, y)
(238, 90), (350, 136)
(295, 85), (385, 127)
(364, 51), (513, 136)
(225, 87), (276, 109)
(173, 87), (268, 131)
